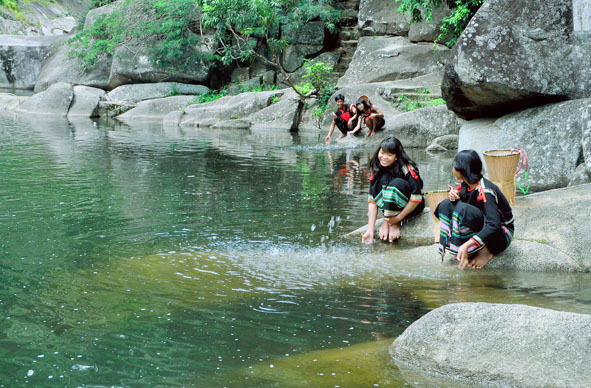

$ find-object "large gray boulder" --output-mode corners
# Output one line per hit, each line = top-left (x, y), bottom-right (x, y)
(442, 0), (591, 120)
(278, 51), (341, 89)
(107, 82), (210, 104)
(178, 90), (283, 128)
(583, 103), (591, 177)
(248, 89), (303, 132)
(372, 105), (462, 148)
(358, 0), (451, 42)
(68, 86), (106, 118)
(0, 0), (89, 35)
(0, 35), (64, 89)
(358, 0), (409, 36)
(408, 3), (452, 43)
(281, 44), (324, 73)
(16, 82), (73, 116)
(108, 44), (213, 87)
(36, 0), (215, 92)
(117, 95), (197, 120)
(279, 21), (327, 72)
(338, 36), (449, 87)
(459, 98), (591, 192)
(34, 41), (113, 92)
(391, 303), (591, 388)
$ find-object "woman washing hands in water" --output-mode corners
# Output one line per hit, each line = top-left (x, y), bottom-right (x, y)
(362, 137), (425, 244)
(435, 150), (515, 270)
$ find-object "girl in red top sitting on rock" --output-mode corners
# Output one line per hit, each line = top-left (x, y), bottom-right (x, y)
(350, 97), (385, 137)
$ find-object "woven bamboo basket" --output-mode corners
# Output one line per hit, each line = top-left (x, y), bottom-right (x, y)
(483, 149), (520, 204)
(425, 190), (449, 242)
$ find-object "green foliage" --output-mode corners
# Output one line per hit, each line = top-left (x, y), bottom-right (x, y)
(296, 60), (333, 100)
(200, 0), (340, 68)
(239, 83), (278, 93)
(301, 60), (333, 96)
(394, 92), (446, 111)
(270, 94), (281, 104)
(395, 0), (485, 47)
(0, 0), (19, 13)
(438, 0), (485, 46)
(295, 60), (335, 127)
(91, 0), (118, 7)
(0, 0), (34, 22)
(68, 0), (205, 73)
(189, 87), (228, 105)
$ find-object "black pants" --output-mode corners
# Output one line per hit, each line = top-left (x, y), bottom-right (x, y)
(334, 117), (358, 135)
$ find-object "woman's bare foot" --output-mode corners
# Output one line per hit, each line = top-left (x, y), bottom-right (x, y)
(388, 223), (401, 242)
(378, 221), (389, 241)
(468, 248), (494, 269)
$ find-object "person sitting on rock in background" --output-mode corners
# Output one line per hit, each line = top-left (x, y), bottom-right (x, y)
(362, 136), (425, 244)
(324, 94), (359, 144)
(435, 150), (515, 270)
(350, 97), (385, 137)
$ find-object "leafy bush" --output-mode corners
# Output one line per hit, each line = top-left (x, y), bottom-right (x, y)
(91, 0), (118, 7)
(395, 93), (446, 111)
(190, 88), (228, 105)
(0, 0), (18, 12)
(69, 0), (206, 73)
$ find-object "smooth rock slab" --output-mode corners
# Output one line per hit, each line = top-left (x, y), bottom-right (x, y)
(338, 36), (449, 87)
(16, 81), (73, 116)
(391, 303), (591, 388)
(107, 82), (209, 103)
(117, 95), (197, 120)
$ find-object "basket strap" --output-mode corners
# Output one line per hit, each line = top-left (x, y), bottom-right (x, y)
(514, 148), (530, 195)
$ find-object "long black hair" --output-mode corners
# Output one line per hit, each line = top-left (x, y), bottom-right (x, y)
(369, 136), (418, 179)
(356, 98), (371, 112)
(453, 149), (483, 186)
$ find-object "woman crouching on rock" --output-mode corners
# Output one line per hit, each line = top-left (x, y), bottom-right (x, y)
(436, 150), (515, 270)
(362, 137), (425, 244)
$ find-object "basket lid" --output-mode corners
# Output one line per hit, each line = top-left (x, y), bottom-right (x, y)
(483, 149), (519, 157)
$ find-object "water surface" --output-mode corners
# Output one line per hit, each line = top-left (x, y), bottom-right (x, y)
(0, 113), (588, 387)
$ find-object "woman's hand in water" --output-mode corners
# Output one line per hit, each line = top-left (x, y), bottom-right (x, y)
(362, 230), (374, 244)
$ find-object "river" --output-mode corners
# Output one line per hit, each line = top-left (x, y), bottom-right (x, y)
(0, 112), (589, 387)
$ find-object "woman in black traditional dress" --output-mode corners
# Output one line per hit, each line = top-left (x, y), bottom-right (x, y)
(362, 137), (425, 244)
(436, 150), (515, 270)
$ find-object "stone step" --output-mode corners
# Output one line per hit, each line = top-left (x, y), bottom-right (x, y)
(339, 29), (360, 41)
(341, 39), (359, 48)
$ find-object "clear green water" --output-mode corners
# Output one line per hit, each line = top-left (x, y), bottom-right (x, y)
(0, 113), (589, 387)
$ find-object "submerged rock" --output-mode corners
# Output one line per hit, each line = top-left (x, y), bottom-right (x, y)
(390, 303), (591, 388)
